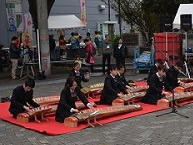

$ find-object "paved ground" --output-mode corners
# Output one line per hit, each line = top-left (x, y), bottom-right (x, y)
(1, 54), (193, 145)
(1, 72), (193, 145)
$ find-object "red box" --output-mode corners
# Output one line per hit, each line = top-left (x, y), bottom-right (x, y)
(154, 32), (184, 64)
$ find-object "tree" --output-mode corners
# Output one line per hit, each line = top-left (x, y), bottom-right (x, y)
(111, 0), (192, 46)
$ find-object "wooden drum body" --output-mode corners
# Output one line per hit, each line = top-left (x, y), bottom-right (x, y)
(157, 92), (193, 108)
(112, 92), (146, 106)
(16, 95), (88, 123)
(81, 83), (104, 98)
(129, 86), (149, 93)
(64, 104), (142, 127)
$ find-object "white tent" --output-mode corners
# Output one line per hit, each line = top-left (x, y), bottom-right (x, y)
(48, 15), (86, 29)
(173, 4), (193, 29)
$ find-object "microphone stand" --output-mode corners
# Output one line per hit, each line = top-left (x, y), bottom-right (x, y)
(156, 91), (189, 118)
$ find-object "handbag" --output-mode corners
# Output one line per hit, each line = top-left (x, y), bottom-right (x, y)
(90, 56), (94, 64)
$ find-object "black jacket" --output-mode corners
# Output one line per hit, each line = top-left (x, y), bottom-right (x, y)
(49, 37), (56, 51)
(9, 85), (39, 118)
(100, 75), (128, 105)
(166, 66), (180, 90)
(113, 44), (128, 58)
(9, 43), (20, 59)
(147, 65), (158, 85)
(142, 74), (172, 104)
(69, 70), (88, 88)
(55, 87), (89, 123)
(117, 74), (128, 88)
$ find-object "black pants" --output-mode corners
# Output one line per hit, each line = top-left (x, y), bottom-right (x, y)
(102, 53), (111, 74)
(116, 57), (125, 68)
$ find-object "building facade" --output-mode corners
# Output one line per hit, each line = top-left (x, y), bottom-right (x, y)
(0, 0), (130, 47)
(0, 0), (22, 47)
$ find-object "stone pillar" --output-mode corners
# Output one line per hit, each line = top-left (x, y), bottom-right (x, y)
(0, 0), (13, 47)
(37, 0), (51, 76)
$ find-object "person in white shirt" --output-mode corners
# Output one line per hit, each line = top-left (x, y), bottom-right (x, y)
(142, 65), (172, 104)
(55, 77), (95, 123)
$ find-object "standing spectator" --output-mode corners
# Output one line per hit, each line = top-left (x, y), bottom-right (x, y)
(86, 32), (92, 41)
(71, 32), (80, 49)
(84, 39), (95, 73)
(16, 33), (22, 49)
(49, 34), (56, 60)
(59, 35), (66, 55)
(10, 36), (20, 80)
(68, 32), (74, 43)
(113, 38), (128, 68)
(102, 35), (112, 74)
(94, 31), (103, 56)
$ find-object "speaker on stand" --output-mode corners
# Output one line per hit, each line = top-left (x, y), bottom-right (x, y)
(158, 15), (174, 65)
(160, 15), (174, 32)
(180, 14), (192, 32)
(180, 14), (192, 78)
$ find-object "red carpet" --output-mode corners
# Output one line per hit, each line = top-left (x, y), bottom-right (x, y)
(0, 82), (191, 135)
(0, 98), (168, 136)
(135, 81), (147, 86)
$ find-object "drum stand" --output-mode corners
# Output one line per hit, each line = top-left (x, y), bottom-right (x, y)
(87, 111), (102, 127)
(184, 61), (190, 78)
(156, 92), (189, 118)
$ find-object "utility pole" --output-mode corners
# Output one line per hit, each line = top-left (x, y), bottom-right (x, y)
(108, 0), (110, 21)
(36, 0), (51, 76)
(118, 0), (121, 35)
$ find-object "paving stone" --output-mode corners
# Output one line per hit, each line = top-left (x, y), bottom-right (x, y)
(2, 73), (193, 144)
(180, 136), (192, 144)
(15, 133), (24, 137)
(39, 139), (49, 144)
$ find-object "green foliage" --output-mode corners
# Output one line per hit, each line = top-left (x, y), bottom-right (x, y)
(112, 35), (122, 49)
(111, 0), (193, 46)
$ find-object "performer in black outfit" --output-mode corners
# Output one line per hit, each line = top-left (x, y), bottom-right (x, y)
(69, 62), (89, 88)
(100, 65), (128, 105)
(142, 65), (172, 104)
(113, 38), (128, 68)
(166, 61), (184, 90)
(147, 59), (163, 85)
(9, 77), (39, 118)
(55, 77), (94, 123)
(117, 65), (130, 89)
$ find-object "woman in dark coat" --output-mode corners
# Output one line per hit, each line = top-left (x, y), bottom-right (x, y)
(55, 77), (94, 123)
(166, 61), (184, 90)
(142, 65), (172, 104)
(147, 59), (163, 85)
(84, 39), (95, 73)
(69, 62), (89, 88)
(113, 38), (128, 68)
(100, 65), (128, 105)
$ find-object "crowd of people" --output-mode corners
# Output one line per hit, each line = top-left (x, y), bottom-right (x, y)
(49, 31), (129, 74)
(6, 30), (128, 79)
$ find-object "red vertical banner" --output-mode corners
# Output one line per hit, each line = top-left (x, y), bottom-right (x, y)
(80, 0), (87, 24)
(22, 13), (33, 47)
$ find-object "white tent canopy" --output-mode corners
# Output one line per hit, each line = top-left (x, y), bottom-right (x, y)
(173, 4), (193, 29)
(48, 15), (86, 29)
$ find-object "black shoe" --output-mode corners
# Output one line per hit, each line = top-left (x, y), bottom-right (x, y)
(55, 118), (64, 123)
